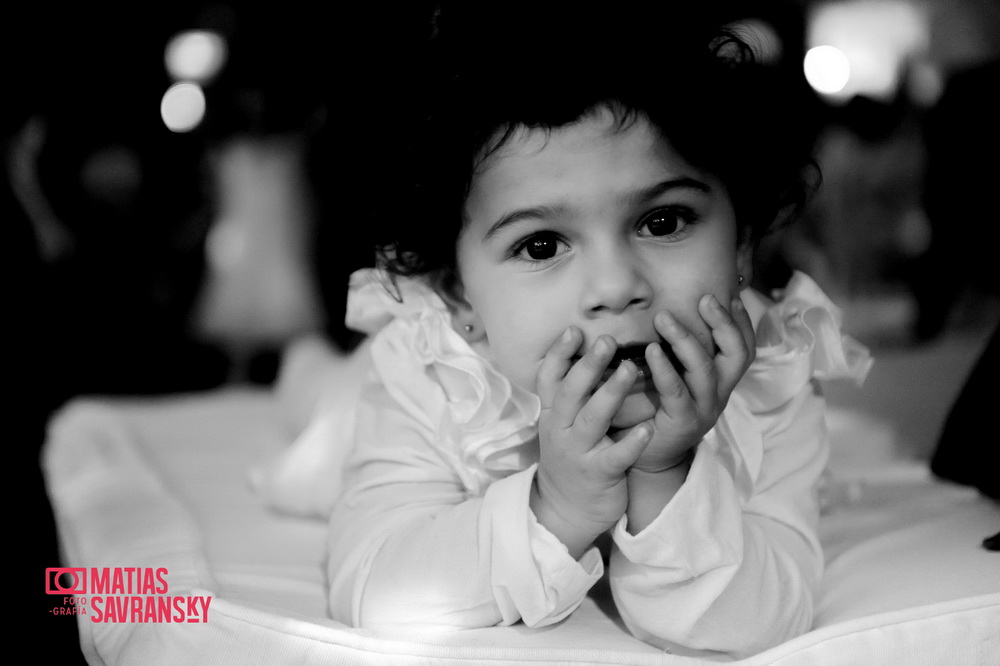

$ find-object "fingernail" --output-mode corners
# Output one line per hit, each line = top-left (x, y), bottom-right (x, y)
(707, 294), (724, 312)
(635, 424), (652, 440)
(657, 311), (682, 335)
(562, 327), (575, 343)
(595, 336), (612, 355)
(731, 297), (745, 312)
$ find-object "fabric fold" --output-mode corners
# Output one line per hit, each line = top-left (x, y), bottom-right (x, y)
(740, 272), (872, 415)
(485, 465), (605, 626)
(348, 268), (541, 496)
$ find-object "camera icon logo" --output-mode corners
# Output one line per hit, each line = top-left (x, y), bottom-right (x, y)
(46, 568), (87, 595)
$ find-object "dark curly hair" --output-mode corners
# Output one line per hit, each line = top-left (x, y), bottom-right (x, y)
(373, 2), (820, 285)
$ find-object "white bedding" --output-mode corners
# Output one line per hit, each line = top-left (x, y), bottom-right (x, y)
(43, 384), (999, 665)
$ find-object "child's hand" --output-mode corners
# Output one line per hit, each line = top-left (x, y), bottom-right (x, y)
(530, 327), (653, 559)
(633, 294), (756, 473)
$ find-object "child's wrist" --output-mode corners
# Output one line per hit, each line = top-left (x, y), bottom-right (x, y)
(530, 472), (612, 560)
(624, 449), (694, 535)
(630, 446), (696, 477)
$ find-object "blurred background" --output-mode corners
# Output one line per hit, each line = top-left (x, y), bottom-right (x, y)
(9, 0), (998, 659)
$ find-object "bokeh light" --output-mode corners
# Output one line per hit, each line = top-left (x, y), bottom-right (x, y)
(160, 82), (206, 132)
(806, 0), (929, 101)
(804, 45), (851, 94)
(165, 30), (227, 83)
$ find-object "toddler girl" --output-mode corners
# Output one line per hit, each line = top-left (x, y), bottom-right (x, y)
(326, 3), (871, 658)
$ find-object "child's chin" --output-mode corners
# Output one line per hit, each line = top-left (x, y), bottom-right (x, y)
(610, 392), (660, 430)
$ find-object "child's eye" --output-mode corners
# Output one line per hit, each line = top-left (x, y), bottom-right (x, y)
(637, 207), (695, 238)
(510, 232), (568, 263)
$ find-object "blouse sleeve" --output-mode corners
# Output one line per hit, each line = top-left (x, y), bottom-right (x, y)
(609, 386), (827, 658)
(326, 376), (604, 633)
(608, 272), (871, 658)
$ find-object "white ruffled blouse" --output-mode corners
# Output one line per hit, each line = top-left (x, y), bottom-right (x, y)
(325, 268), (871, 658)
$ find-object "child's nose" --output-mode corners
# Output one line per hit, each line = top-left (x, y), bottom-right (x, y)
(580, 244), (653, 316)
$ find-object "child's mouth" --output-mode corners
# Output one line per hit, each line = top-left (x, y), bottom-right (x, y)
(572, 341), (684, 390)
(599, 341), (683, 385)
(609, 344), (654, 379)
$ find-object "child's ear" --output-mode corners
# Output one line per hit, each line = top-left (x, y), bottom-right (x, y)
(430, 270), (487, 343)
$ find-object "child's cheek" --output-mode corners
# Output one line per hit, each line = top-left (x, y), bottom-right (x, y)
(512, 362), (541, 395)
(488, 338), (540, 395)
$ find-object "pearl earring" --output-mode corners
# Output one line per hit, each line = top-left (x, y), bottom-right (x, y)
(737, 275), (744, 285)
(464, 324), (474, 333)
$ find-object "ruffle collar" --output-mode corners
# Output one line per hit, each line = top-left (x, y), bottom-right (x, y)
(738, 271), (873, 413)
(347, 269), (541, 495)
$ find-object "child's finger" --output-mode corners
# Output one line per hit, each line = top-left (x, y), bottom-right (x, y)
(730, 296), (757, 365)
(699, 294), (752, 394)
(645, 339), (695, 417)
(653, 310), (717, 408)
(571, 359), (637, 446)
(537, 326), (583, 412)
(550, 334), (617, 429)
(595, 422), (653, 474)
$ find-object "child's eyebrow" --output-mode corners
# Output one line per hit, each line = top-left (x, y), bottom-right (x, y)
(484, 204), (566, 240)
(624, 177), (712, 207)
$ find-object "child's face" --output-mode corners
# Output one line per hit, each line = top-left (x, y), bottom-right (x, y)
(455, 109), (749, 429)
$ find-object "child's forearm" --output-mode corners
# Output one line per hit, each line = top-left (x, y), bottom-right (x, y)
(610, 385), (830, 657)
(624, 456), (692, 534)
(329, 464), (604, 631)
(612, 514), (818, 657)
